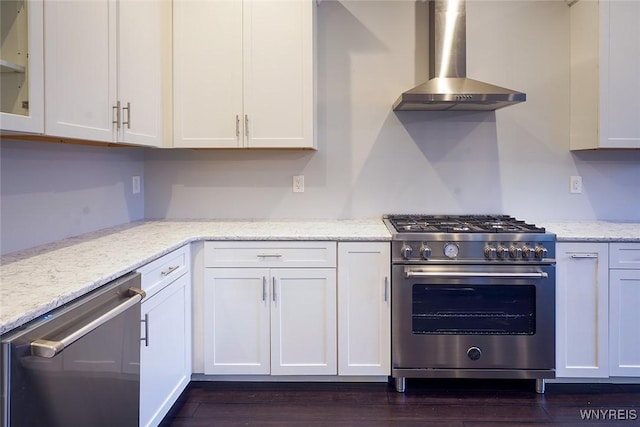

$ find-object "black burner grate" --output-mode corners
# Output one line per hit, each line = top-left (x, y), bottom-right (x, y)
(386, 215), (546, 234)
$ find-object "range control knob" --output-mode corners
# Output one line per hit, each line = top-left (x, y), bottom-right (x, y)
(420, 245), (432, 260)
(522, 246), (534, 259)
(535, 246), (548, 259)
(509, 246), (522, 259)
(496, 246), (509, 259)
(484, 246), (497, 259)
(467, 347), (482, 361)
(400, 244), (413, 260)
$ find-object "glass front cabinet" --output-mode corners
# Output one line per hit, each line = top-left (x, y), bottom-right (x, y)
(1, 0), (43, 133)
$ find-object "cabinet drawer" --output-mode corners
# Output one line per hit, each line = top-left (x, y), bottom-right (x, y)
(204, 241), (337, 268)
(138, 246), (189, 297)
(610, 243), (640, 269)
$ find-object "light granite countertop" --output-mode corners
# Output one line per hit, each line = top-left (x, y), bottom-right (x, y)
(3, 218), (639, 336)
(0, 219), (391, 335)
(541, 220), (640, 242)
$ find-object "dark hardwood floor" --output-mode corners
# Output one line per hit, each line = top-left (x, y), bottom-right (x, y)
(161, 379), (640, 426)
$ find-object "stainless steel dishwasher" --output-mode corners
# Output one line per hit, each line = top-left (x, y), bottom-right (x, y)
(1, 272), (145, 427)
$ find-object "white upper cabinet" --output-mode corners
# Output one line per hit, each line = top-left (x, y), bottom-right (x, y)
(570, 0), (640, 150)
(44, 0), (170, 147)
(0, 0), (44, 133)
(173, 0), (315, 149)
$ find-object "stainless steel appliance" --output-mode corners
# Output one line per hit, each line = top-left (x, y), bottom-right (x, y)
(1, 272), (145, 427)
(393, 0), (526, 111)
(384, 215), (555, 393)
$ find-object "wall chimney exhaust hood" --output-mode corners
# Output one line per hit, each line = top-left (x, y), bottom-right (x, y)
(393, 0), (526, 111)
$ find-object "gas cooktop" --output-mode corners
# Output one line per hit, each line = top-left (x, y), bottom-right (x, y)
(384, 214), (546, 234)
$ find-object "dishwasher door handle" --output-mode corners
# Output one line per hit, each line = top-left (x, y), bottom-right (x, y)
(31, 287), (146, 358)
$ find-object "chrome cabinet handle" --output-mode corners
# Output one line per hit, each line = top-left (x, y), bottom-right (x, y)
(236, 114), (240, 137)
(112, 101), (121, 128)
(384, 276), (389, 302)
(31, 288), (146, 358)
(272, 276), (276, 302)
(161, 265), (179, 276)
(257, 253), (283, 259)
(122, 102), (131, 129)
(245, 114), (249, 137)
(571, 254), (599, 259)
(141, 313), (149, 347)
(405, 270), (548, 279)
(262, 276), (267, 301)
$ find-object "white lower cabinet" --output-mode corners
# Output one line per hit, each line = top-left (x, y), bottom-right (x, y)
(609, 243), (640, 377)
(203, 241), (337, 375)
(556, 242), (609, 378)
(337, 242), (390, 376)
(556, 242), (640, 380)
(138, 246), (192, 427)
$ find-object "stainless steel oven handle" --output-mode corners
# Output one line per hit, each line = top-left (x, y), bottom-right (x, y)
(30, 288), (146, 358)
(405, 271), (548, 279)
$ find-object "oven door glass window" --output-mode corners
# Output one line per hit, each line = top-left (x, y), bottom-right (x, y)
(412, 285), (536, 335)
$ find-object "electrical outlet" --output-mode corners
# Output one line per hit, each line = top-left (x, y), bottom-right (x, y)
(132, 176), (141, 194)
(570, 176), (582, 194)
(293, 175), (304, 193)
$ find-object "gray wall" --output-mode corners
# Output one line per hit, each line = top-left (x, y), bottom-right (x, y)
(143, 1), (640, 222)
(0, 139), (145, 254)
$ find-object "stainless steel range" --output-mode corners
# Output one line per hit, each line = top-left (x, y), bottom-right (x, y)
(384, 214), (556, 394)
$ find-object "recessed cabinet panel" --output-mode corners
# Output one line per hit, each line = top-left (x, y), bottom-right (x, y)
(204, 241), (337, 268)
(203, 268), (271, 375)
(555, 243), (609, 378)
(244, 1), (314, 148)
(173, 0), (243, 148)
(271, 269), (337, 375)
(44, 0), (116, 142)
(337, 242), (390, 376)
(609, 270), (640, 376)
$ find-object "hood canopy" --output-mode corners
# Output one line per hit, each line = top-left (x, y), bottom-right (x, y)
(393, 0), (526, 111)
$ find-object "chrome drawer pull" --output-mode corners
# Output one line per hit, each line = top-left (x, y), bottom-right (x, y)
(570, 254), (598, 259)
(161, 265), (180, 276)
(141, 313), (149, 347)
(257, 253), (283, 258)
(384, 276), (389, 302)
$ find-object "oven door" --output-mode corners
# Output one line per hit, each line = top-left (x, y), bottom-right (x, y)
(392, 264), (555, 371)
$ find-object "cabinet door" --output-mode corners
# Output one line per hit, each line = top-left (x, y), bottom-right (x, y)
(140, 273), (191, 427)
(0, 0), (44, 133)
(118, 0), (170, 147)
(600, 0), (640, 148)
(271, 268), (336, 375)
(203, 268), (270, 374)
(609, 269), (640, 377)
(556, 243), (609, 378)
(337, 242), (390, 376)
(44, 0), (116, 142)
(243, 1), (315, 148)
(173, 0), (243, 148)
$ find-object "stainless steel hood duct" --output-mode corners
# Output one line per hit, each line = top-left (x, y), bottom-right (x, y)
(393, 0), (526, 111)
